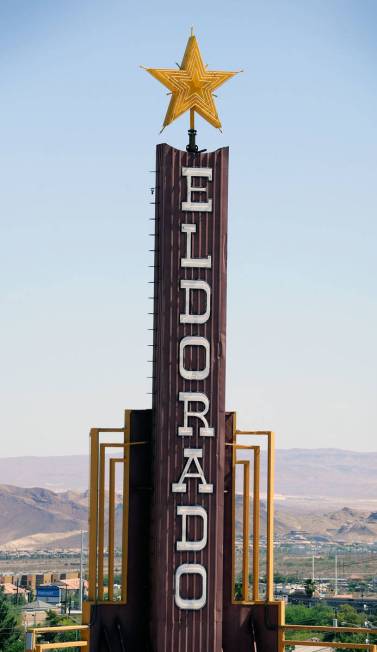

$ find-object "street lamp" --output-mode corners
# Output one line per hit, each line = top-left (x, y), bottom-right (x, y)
(363, 604), (371, 644)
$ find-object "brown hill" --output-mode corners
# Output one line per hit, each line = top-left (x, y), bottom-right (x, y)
(0, 484), (87, 548)
(1, 484), (377, 550)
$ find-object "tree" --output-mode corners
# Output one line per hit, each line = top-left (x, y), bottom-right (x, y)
(304, 578), (316, 597)
(285, 602), (377, 652)
(286, 603), (333, 626)
(323, 604), (377, 652)
(0, 587), (23, 652)
(285, 603), (333, 643)
(40, 610), (80, 651)
(338, 604), (361, 626)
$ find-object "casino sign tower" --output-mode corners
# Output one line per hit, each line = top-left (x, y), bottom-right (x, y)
(28, 31), (285, 652)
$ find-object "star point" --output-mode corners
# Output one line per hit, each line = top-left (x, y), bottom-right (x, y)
(145, 34), (239, 130)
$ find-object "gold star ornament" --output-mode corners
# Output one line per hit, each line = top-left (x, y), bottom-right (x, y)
(144, 32), (240, 130)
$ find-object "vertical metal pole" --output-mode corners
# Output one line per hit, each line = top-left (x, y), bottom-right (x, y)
(253, 447), (260, 601)
(98, 445), (106, 600)
(277, 600), (285, 652)
(312, 554), (315, 583)
(121, 411), (131, 603)
(242, 462), (250, 601)
(266, 431), (275, 602)
(187, 108), (198, 152)
(335, 554), (338, 596)
(108, 459), (117, 602)
(231, 430), (236, 602)
(190, 108), (195, 130)
(88, 429), (99, 602)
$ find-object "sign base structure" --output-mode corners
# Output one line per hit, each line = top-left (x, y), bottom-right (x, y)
(80, 144), (284, 651)
(82, 409), (283, 652)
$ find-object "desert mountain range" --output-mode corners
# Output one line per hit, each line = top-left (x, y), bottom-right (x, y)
(1, 484), (377, 550)
(1, 449), (377, 498)
(0, 449), (377, 549)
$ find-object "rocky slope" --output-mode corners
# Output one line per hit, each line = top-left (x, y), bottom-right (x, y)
(1, 484), (377, 550)
(0, 484), (87, 548)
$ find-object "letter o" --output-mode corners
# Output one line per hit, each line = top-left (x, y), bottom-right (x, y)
(179, 336), (210, 380)
(175, 563), (207, 610)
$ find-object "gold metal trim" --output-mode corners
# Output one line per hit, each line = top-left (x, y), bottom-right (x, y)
(230, 428), (275, 605)
(26, 626), (89, 652)
(253, 446), (260, 601)
(86, 412), (147, 605)
(108, 457), (125, 601)
(98, 443), (106, 600)
(122, 410), (131, 602)
(88, 429), (99, 602)
(282, 642), (376, 651)
(236, 460), (250, 600)
(280, 619), (377, 651)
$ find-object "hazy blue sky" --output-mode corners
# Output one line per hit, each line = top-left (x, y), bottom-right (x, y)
(0, 0), (376, 456)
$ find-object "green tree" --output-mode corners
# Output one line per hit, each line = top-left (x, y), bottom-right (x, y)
(286, 603), (333, 626)
(285, 602), (377, 652)
(304, 578), (316, 597)
(274, 573), (286, 583)
(285, 603), (333, 643)
(323, 604), (376, 652)
(0, 587), (23, 652)
(39, 610), (80, 650)
(338, 604), (361, 626)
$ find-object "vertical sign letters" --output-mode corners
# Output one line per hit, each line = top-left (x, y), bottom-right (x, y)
(173, 166), (213, 609)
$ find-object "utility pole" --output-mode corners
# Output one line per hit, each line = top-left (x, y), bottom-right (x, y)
(335, 554), (338, 596)
(312, 555), (315, 583)
(364, 603), (370, 644)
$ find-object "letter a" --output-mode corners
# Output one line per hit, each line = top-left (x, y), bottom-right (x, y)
(172, 449), (213, 494)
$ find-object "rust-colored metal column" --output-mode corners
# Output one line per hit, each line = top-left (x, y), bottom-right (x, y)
(151, 143), (229, 652)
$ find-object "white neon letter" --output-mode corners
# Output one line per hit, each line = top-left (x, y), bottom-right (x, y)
(172, 448), (213, 494)
(178, 392), (214, 437)
(179, 336), (210, 381)
(180, 280), (211, 325)
(176, 506), (208, 552)
(175, 564), (207, 610)
(182, 167), (212, 212)
(181, 224), (211, 269)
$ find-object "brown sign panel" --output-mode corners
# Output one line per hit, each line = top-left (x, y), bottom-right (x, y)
(151, 144), (229, 652)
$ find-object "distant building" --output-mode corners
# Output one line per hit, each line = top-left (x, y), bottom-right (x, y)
(36, 584), (61, 605)
(0, 582), (28, 600)
(22, 599), (58, 627)
(36, 578), (87, 609)
(0, 570), (80, 592)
